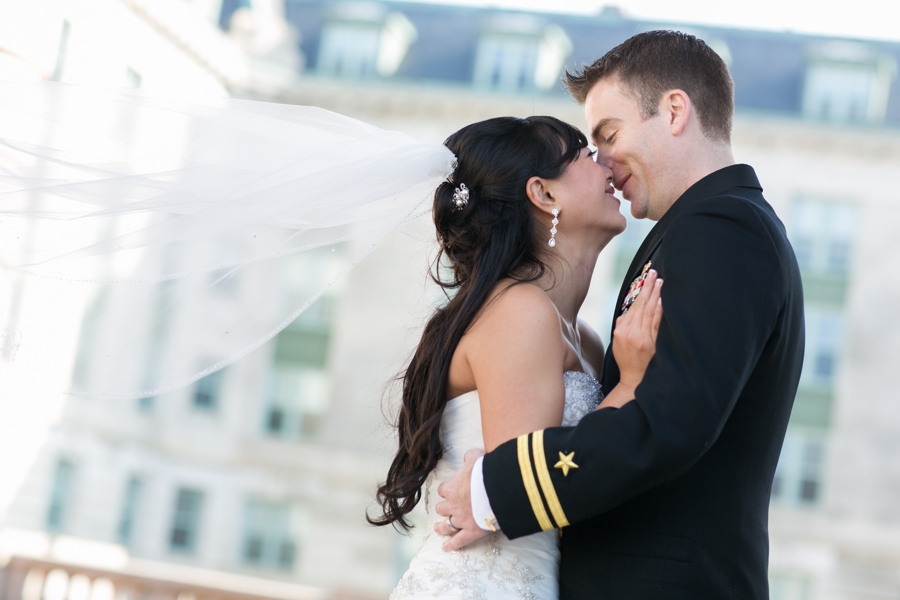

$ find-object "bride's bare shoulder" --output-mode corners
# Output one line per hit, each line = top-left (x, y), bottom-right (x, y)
(469, 280), (561, 338)
(449, 280), (566, 399)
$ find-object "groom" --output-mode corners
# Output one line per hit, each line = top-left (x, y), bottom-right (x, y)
(435, 31), (805, 598)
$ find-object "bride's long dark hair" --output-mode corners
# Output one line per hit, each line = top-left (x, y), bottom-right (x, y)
(368, 116), (588, 532)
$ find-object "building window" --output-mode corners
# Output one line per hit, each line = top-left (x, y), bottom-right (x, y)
(800, 309), (844, 389)
(473, 16), (572, 92)
(317, 4), (416, 79)
(264, 296), (333, 439)
(802, 42), (897, 124)
(193, 370), (224, 411)
(769, 572), (812, 600)
(771, 432), (825, 507)
(791, 199), (857, 278)
(318, 21), (379, 78)
(118, 477), (142, 546)
(242, 500), (297, 570)
(788, 197), (854, 431)
(791, 201), (849, 387)
(47, 460), (75, 533)
(169, 488), (204, 553)
(474, 34), (538, 91)
(265, 367), (329, 438)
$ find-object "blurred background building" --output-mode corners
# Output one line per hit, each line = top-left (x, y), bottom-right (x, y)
(1, 1), (899, 599)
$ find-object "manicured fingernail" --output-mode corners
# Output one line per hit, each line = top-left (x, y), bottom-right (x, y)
(656, 279), (663, 287)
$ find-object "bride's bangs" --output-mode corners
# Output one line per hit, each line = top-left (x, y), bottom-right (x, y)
(527, 116), (589, 172)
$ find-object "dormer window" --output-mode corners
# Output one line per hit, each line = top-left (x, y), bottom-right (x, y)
(317, 2), (416, 79)
(802, 42), (897, 124)
(473, 15), (572, 92)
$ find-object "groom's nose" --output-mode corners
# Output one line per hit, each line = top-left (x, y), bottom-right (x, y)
(594, 147), (615, 169)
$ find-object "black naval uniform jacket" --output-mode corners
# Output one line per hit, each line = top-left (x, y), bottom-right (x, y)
(482, 165), (805, 599)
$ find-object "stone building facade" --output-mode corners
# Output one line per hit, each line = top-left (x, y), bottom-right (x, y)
(1, 1), (899, 599)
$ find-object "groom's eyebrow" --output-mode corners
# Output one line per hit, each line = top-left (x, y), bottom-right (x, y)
(591, 118), (620, 144)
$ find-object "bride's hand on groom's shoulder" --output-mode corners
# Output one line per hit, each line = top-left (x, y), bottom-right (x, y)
(603, 270), (663, 408)
(435, 449), (491, 551)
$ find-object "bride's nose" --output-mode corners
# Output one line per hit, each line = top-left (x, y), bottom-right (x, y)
(597, 162), (614, 179)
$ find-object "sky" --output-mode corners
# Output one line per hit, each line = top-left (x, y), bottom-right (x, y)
(411, 0), (900, 43)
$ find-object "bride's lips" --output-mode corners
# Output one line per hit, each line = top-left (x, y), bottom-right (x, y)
(605, 184), (619, 204)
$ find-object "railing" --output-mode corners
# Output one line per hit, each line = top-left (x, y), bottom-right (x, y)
(0, 555), (331, 600)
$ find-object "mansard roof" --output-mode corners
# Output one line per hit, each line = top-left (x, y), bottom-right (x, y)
(273, 0), (900, 125)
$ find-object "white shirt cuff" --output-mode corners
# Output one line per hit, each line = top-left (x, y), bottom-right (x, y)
(471, 456), (500, 531)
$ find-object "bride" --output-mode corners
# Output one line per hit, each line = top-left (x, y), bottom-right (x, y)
(368, 115), (663, 598)
(0, 84), (660, 596)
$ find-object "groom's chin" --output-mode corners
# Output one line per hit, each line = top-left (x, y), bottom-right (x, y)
(628, 203), (645, 220)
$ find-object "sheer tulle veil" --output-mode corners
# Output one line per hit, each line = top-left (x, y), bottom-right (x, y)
(0, 82), (455, 397)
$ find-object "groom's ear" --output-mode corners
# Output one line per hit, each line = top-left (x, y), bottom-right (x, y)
(525, 176), (555, 213)
(662, 89), (692, 137)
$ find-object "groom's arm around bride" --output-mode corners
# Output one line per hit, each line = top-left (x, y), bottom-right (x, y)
(437, 31), (805, 599)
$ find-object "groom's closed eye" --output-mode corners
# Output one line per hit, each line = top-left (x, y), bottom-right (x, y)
(590, 117), (620, 147)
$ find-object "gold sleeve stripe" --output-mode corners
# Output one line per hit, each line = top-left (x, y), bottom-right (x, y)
(516, 433), (553, 531)
(532, 430), (569, 528)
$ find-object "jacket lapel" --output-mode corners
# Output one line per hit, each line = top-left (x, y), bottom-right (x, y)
(613, 228), (667, 319)
(600, 164), (763, 392)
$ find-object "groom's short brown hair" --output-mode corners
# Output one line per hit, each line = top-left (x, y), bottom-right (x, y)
(565, 30), (734, 143)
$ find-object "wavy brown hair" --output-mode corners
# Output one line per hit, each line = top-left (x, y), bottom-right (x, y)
(368, 116), (588, 532)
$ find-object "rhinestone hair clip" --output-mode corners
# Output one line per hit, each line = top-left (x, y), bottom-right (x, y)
(452, 183), (470, 210)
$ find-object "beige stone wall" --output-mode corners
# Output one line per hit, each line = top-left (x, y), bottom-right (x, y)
(2, 4), (900, 599)
(733, 116), (900, 599)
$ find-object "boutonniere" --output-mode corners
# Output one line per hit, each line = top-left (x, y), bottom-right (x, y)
(621, 261), (652, 315)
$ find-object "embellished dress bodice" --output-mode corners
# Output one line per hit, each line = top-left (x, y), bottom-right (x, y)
(391, 371), (603, 600)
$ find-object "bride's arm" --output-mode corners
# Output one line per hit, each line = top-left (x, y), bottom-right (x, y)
(459, 283), (568, 453)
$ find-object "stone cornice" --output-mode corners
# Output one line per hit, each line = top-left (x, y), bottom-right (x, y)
(733, 114), (900, 161)
(270, 76), (585, 124)
(268, 77), (900, 162)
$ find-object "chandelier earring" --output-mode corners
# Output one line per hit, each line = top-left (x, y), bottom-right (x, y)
(548, 209), (559, 247)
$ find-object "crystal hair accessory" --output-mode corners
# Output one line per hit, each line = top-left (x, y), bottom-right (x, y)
(452, 183), (470, 210)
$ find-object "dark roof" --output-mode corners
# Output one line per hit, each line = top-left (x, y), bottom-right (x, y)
(257, 0), (900, 125)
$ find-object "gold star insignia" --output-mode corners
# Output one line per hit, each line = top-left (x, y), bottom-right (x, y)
(554, 451), (578, 477)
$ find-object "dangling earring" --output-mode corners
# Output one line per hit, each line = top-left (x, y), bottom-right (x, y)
(548, 209), (559, 247)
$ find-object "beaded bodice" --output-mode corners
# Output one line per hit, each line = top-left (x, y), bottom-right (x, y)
(391, 371), (603, 600)
(561, 370), (603, 427)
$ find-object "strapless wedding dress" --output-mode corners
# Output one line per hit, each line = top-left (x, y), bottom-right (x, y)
(391, 371), (603, 600)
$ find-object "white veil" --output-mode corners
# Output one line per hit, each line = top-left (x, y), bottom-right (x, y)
(0, 82), (455, 397)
